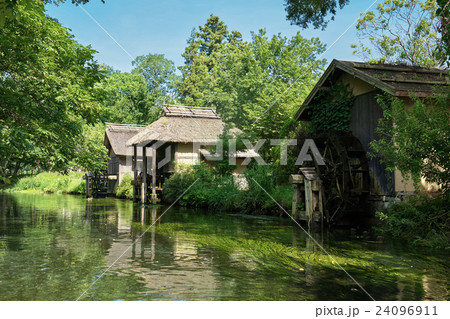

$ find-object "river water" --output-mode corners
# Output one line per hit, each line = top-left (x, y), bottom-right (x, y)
(0, 193), (448, 301)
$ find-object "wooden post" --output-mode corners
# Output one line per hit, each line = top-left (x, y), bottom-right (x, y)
(133, 145), (138, 202)
(142, 146), (147, 204)
(152, 147), (157, 205)
(304, 180), (313, 224)
(292, 183), (298, 219)
(86, 175), (92, 198)
(290, 174), (304, 220)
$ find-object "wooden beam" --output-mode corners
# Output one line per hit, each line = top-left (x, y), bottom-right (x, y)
(133, 145), (138, 202)
(142, 146), (147, 204)
(305, 180), (313, 224)
(152, 147), (157, 205)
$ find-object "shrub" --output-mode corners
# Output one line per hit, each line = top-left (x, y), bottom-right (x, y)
(375, 194), (450, 249)
(66, 178), (86, 194)
(115, 173), (133, 199)
(162, 162), (291, 214)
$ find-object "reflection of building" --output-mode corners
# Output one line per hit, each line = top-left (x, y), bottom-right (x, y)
(104, 209), (219, 300)
(104, 123), (146, 192)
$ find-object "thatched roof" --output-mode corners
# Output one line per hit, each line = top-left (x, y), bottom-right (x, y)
(162, 104), (220, 119)
(295, 59), (449, 121)
(104, 123), (146, 156)
(127, 106), (240, 146)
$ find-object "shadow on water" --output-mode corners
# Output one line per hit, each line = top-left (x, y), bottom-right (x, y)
(0, 193), (448, 300)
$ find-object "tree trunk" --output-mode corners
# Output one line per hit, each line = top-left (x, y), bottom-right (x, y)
(13, 162), (21, 178)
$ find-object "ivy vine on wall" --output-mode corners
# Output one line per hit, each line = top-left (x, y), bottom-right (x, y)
(310, 83), (354, 133)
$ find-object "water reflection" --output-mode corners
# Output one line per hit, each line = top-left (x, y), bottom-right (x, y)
(0, 193), (448, 301)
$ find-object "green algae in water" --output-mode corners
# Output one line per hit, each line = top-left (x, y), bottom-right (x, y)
(0, 193), (448, 300)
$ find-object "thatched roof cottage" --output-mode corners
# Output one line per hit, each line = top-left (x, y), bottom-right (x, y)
(126, 105), (253, 203)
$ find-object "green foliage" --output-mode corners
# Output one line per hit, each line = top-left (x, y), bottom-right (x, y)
(12, 172), (85, 194)
(212, 29), (326, 139)
(243, 164), (276, 209)
(0, 0), (104, 29)
(270, 123), (307, 184)
(310, 83), (354, 133)
(72, 123), (108, 172)
(178, 14), (237, 105)
(115, 173), (133, 199)
(99, 71), (160, 124)
(132, 53), (179, 104)
(284, 0), (350, 30)
(98, 54), (178, 125)
(0, 2), (104, 177)
(162, 162), (289, 214)
(370, 93), (450, 193)
(375, 195), (449, 249)
(211, 127), (256, 177)
(179, 15), (326, 141)
(162, 163), (213, 205)
(352, 0), (443, 67)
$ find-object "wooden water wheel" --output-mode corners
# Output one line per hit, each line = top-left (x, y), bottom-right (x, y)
(312, 131), (370, 223)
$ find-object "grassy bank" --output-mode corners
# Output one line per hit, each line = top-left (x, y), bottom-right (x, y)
(375, 194), (450, 249)
(6, 172), (86, 195)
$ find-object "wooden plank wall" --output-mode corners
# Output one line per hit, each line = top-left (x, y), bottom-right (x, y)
(350, 90), (394, 196)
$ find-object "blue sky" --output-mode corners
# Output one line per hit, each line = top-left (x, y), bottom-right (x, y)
(45, 0), (379, 73)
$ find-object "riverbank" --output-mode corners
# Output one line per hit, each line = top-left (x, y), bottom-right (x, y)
(3, 172), (86, 195)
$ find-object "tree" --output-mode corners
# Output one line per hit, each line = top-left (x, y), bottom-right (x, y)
(284, 0), (449, 66)
(0, 1), (103, 177)
(0, 0), (104, 29)
(204, 29), (326, 139)
(99, 71), (161, 125)
(99, 54), (178, 125)
(352, 0), (444, 67)
(72, 123), (109, 172)
(178, 15), (241, 105)
(179, 16), (326, 140)
(132, 53), (179, 106)
(284, 0), (350, 30)
(370, 93), (450, 194)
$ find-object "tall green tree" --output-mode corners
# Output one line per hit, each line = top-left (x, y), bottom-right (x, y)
(99, 54), (178, 125)
(0, 1), (103, 176)
(178, 15), (242, 105)
(99, 71), (161, 125)
(179, 15), (326, 140)
(284, 0), (449, 66)
(132, 53), (179, 106)
(352, 0), (444, 67)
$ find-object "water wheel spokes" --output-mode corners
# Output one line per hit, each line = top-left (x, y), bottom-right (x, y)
(312, 131), (370, 223)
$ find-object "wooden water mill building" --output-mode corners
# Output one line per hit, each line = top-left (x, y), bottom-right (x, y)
(126, 105), (250, 204)
(292, 60), (449, 222)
